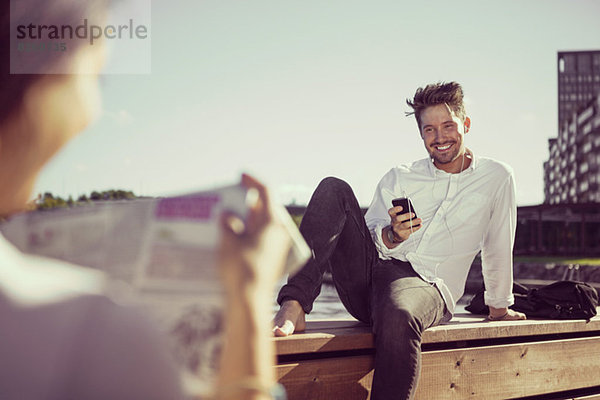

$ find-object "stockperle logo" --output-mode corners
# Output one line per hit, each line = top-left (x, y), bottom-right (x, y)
(10, 0), (151, 74)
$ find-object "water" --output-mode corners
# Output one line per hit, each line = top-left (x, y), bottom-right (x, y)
(304, 284), (353, 320)
(272, 282), (470, 321)
(271, 281), (351, 320)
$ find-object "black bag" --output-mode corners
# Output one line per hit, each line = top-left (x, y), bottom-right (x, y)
(518, 281), (599, 319)
(466, 280), (599, 320)
(465, 282), (529, 315)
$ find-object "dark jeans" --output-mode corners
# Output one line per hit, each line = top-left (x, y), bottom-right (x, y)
(277, 177), (446, 400)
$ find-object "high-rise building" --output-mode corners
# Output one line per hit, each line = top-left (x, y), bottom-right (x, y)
(557, 50), (600, 129)
(544, 94), (600, 204)
(543, 50), (600, 204)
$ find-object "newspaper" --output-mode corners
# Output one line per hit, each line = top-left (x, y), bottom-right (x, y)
(0, 184), (311, 396)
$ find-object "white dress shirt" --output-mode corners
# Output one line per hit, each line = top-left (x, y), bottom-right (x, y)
(365, 151), (516, 317)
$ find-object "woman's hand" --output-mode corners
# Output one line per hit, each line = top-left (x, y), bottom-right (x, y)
(218, 173), (291, 292)
(215, 174), (290, 399)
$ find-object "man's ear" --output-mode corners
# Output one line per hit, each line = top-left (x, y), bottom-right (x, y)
(464, 117), (471, 134)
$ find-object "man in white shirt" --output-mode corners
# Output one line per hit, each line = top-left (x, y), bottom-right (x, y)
(273, 81), (525, 399)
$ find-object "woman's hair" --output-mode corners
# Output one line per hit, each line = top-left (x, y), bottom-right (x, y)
(405, 82), (466, 129)
(0, 0), (107, 125)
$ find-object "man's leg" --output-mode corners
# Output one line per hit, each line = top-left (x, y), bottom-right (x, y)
(370, 259), (447, 400)
(274, 177), (377, 335)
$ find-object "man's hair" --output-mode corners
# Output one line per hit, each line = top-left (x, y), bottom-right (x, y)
(405, 82), (466, 129)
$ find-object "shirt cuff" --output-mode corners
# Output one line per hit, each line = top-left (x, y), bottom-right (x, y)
(484, 291), (514, 309)
(372, 223), (397, 259)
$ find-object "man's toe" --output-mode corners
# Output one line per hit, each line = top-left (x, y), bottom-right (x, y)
(272, 320), (294, 337)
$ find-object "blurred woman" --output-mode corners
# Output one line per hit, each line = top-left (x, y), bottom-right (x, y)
(0, 1), (287, 399)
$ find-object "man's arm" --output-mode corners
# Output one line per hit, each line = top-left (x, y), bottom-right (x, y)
(481, 171), (525, 321)
(383, 212), (422, 249)
(365, 170), (421, 252)
(381, 225), (400, 249)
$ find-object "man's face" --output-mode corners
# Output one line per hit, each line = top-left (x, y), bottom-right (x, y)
(419, 104), (470, 173)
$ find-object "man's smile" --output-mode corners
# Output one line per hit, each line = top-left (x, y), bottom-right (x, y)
(434, 143), (454, 152)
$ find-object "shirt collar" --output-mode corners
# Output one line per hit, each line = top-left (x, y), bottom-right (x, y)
(427, 148), (478, 177)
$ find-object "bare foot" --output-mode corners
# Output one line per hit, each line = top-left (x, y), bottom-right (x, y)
(272, 300), (306, 337)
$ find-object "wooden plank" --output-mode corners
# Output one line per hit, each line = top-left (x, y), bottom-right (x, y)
(276, 311), (600, 399)
(301, 320), (369, 332)
(415, 336), (600, 399)
(276, 337), (600, 400)
(275, 321), (372, 356)
(276, 355), (373, 400)
(275, 312), (600, 356)
(422, 313), (600, 344)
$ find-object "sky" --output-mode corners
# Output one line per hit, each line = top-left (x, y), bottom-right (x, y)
(35, 0), (600, 207)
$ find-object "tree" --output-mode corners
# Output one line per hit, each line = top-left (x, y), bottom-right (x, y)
(90, 191), (101, 201)
(34, 189), (139, 211)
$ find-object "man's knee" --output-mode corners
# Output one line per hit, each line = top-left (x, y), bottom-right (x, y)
(316, 176), (353, 196)
(372, 306), (420, 346)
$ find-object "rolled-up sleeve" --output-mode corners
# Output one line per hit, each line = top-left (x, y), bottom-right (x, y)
(481, 171), (517, 308)
(365, 170), (409, 259)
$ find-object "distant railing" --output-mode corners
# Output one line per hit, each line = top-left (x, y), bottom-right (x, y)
(515, 203), (600, 257)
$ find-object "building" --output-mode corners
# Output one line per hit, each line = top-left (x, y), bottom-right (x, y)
(515, 203), (600, 256)
(544, 50), (600, 205)
(558, 50), (600, 129)
(544, 94), (600, 204)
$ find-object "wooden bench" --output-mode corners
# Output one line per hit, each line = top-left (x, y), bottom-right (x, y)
(274, 311), (600, 399)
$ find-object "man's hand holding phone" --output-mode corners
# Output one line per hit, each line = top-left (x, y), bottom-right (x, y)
(384, 198), (422, 248)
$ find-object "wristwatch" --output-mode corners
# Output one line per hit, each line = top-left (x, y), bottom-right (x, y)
(387, 226), (399, 244)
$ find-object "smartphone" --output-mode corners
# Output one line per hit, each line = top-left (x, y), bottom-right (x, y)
(392, 197), (420, 227)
